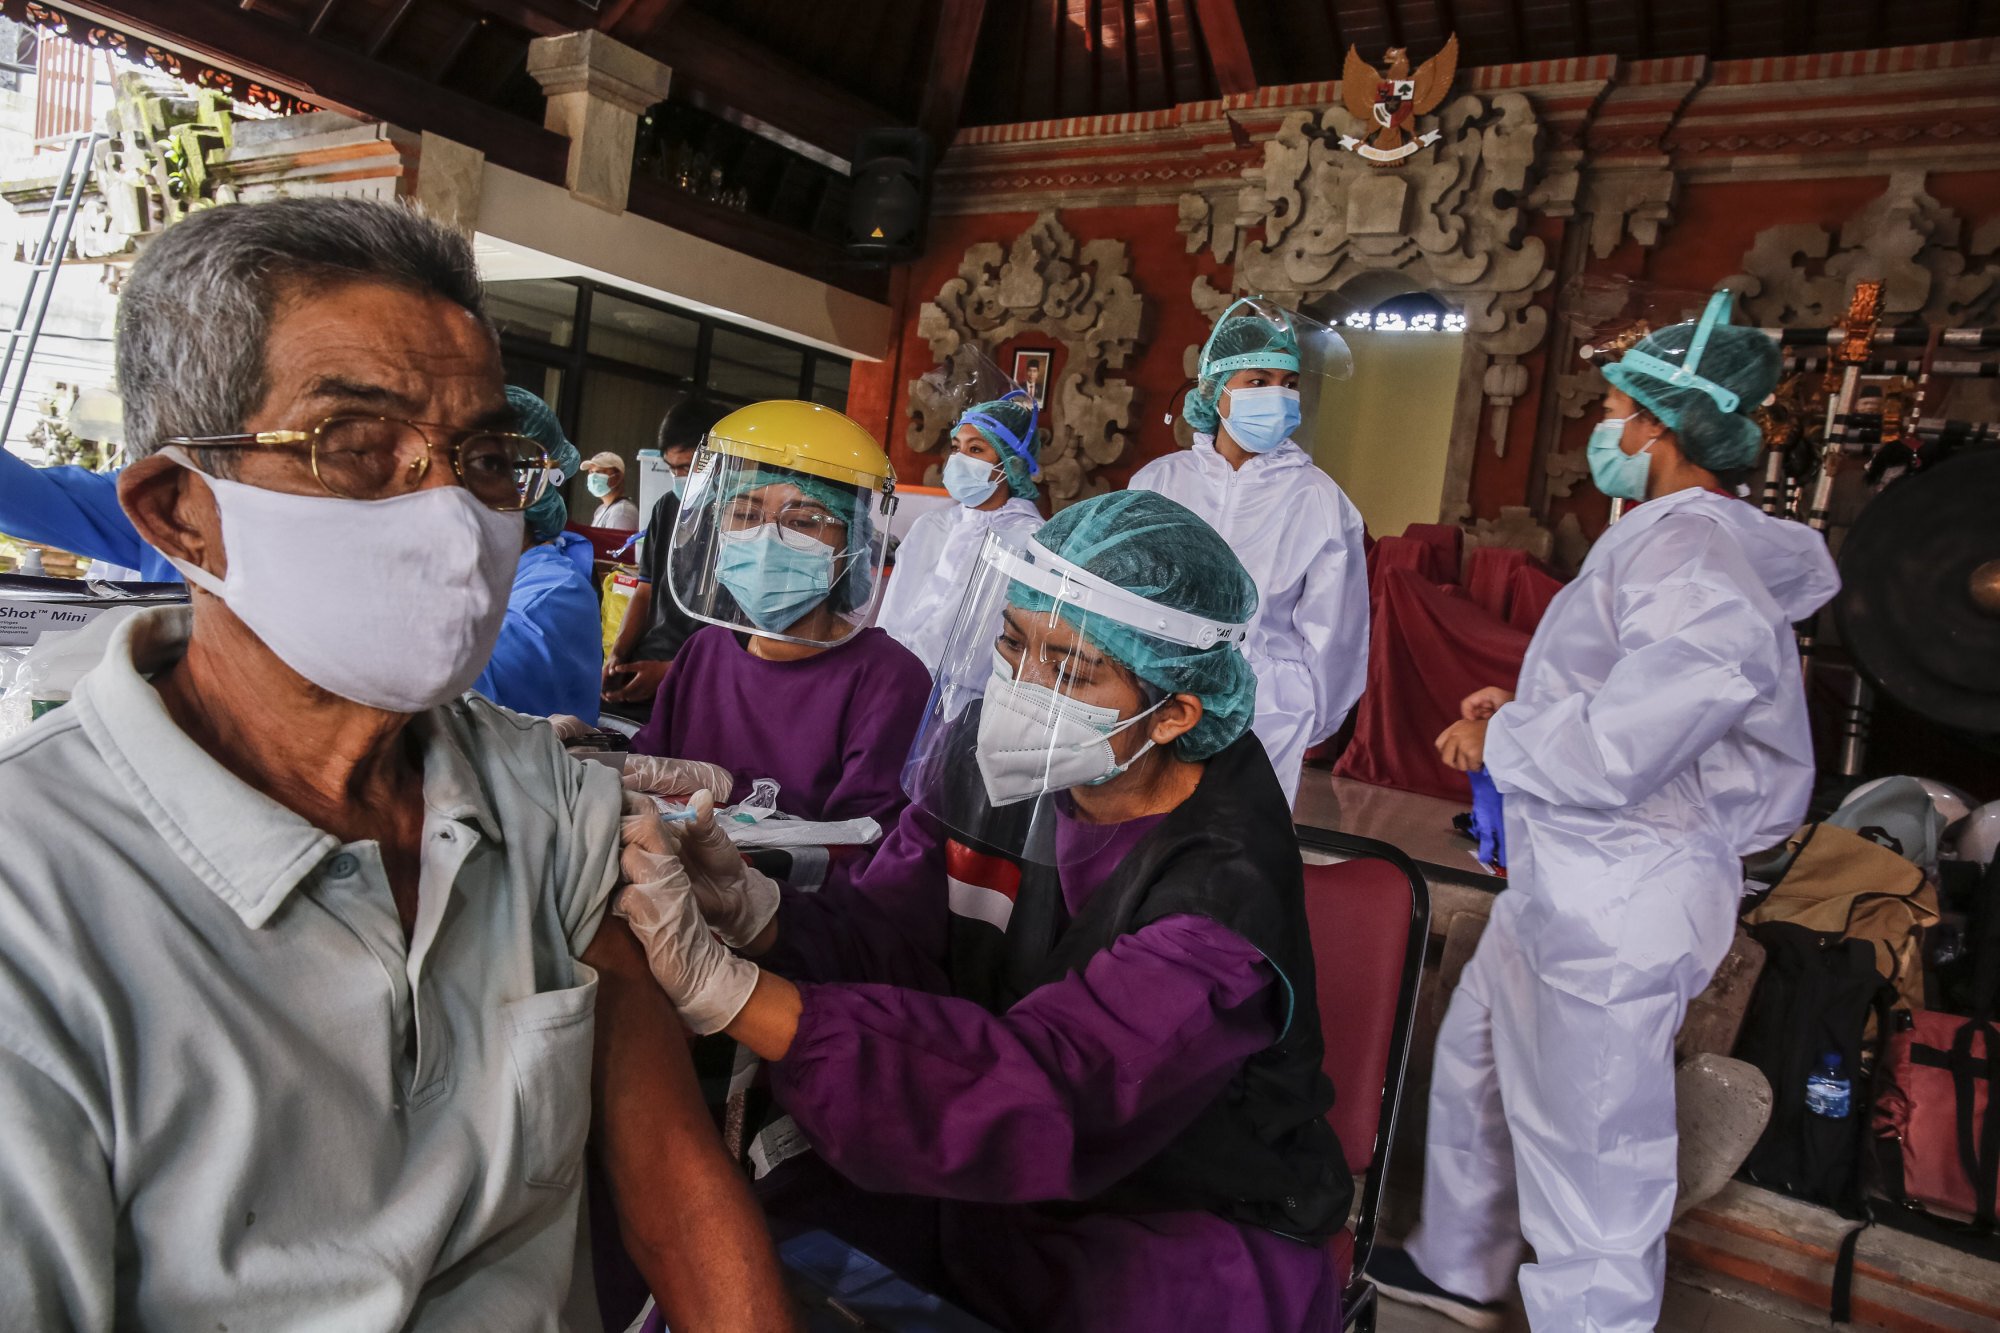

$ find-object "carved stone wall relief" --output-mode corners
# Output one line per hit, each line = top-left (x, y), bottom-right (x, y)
(911, 211), (1147, 507)
(1175, 91), (1567, 522)
(1726, 169), (2000, 329)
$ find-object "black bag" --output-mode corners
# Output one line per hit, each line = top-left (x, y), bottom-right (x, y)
(1736, 921), (1896, 1213)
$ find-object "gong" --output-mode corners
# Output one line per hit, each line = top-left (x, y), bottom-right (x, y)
(1835, 449), (2000, 735)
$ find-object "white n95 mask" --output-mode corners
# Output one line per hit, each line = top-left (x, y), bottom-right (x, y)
(161, 449), (521, 714)
(975, 652), (1165, 807)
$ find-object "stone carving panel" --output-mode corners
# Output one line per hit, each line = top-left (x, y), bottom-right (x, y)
(1176, 91), (1564, 463)
(1726, 170), (2000, 329)
(913, 212), (1146, 507)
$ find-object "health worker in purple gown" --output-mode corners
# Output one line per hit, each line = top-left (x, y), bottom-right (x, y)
(625, 400), (931, 883)
(615, 490), (1351, 1333)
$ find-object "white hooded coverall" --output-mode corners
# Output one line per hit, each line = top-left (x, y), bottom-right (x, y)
(877, 496), (1044, 672)
(1129, 435), (1369, 805)
(1407, 488), (1839, 1332)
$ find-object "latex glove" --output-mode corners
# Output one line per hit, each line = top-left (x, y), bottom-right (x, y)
(546, 713), (592, 742)
(614, 842), (760, 1036)
(622, 753), (734, 801)
(675, 790), (780, 950)
(1468, 767), (1507, 870)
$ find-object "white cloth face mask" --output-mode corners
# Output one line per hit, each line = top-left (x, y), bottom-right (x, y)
(975, 649), (1165, 807)
(160, 447), (522, 714)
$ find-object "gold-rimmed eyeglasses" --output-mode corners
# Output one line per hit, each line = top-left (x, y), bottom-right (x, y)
(165, 415), (555, 512)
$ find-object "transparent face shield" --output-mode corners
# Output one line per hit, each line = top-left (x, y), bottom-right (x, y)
(1198, 297), (1354, 447)
(667, 444), (895, 649)
(912, 345), (1040, 487)
(1607, 290), (1748, 413)
(1561, 274), (1716, 366)
(900, 531), (1251, 865)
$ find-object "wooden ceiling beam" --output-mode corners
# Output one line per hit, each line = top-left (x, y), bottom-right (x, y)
(917, 0), (990, 153)
(429, 13), (482, 83)
(1319, 0), (1346, 57)
(65, 0), (556, 151)
(629, 10), (904, 163)
(366, 0), (417, 59)
(598, 0), (691, 40)
(1191, 0), (1257, 95)
(1376, 0), (1402, 48)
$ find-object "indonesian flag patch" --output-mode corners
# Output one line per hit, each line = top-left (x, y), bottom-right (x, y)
(945, 839), (1022, 931)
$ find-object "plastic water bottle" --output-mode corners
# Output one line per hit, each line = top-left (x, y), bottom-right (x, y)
(1805, 1052), (1851, 1119)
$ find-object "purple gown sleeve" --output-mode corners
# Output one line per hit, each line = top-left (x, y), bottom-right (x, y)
(768, 914), (1279, 1203)
(628, 652), (683, 756)
(759, 803), (950, 991)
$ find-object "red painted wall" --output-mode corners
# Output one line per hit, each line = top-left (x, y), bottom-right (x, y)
(856, 169), (2000, 536)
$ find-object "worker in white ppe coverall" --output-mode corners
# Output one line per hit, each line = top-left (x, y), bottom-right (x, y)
(1373, 293), (1840, 1332)
(1130, 297), (1369, 807)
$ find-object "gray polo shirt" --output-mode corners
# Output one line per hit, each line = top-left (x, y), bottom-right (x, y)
(0, 608), (624, 1330)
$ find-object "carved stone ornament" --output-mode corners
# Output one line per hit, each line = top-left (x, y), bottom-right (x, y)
(1174, 91), (1565, 516)
(912, 211), (1147, 507)
(1726, 169), (2000, 330)
(1466, 506), (1554, 561)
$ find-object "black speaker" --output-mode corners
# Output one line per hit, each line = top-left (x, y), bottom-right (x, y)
(845, 128), (932, 262)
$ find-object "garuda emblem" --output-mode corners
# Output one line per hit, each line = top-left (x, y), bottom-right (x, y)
(1339, 35), (1459, 166)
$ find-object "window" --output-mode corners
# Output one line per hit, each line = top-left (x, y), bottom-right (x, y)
(487, 280), (579, 348)
(588, 293), (699, 377)
(489, 277), (855, 477)
(811, 356), (851, 411)
(708, 327), (804, 403)
(501, 354), (562, 411)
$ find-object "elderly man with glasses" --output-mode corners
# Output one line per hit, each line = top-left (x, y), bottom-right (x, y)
(0, 198), (791, 1330)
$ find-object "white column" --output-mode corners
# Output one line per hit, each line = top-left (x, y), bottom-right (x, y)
(525, 30), (673, 214)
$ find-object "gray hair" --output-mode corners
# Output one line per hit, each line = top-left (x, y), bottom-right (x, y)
(116, 197), (488, 460)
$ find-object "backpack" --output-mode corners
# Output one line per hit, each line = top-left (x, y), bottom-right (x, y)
(1735, 921), (1896, 1213)
(1742, 823), (1939, 1016)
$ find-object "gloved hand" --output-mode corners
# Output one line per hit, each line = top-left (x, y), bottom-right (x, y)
(622, 753), (734, 801)
(678, 790), (780, 949)
(546, 713), (592, 742)
(1468, 766), (1507, 871)
(619, 792), (778, 950)
(614, 840), (761, 1036)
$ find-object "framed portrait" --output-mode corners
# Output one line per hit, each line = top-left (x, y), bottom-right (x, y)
(1012, 349), (1052, 409)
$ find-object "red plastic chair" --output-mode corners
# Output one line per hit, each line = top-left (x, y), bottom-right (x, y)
(1297, 827), (1431, 1333)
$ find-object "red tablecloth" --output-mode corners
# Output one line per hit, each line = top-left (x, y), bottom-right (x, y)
(1506, 564), (1566, 633)
(1402, 522), (1464, 584)
(1465, 545), (1531, 621)
(1334, 565), (1535, 802)
(1367, 533), (1454, 585)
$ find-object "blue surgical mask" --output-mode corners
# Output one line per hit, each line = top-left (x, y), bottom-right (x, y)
(586, 473), (614, 498)
(1220, 385), (1301, 454)
(668, 471), (685, 501)
(716, 525), (836, 632)
(1587, 417), (1652, 500)
(943, 452), (1002, 508)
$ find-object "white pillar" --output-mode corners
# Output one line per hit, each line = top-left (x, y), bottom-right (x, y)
(525, 30), (673, 214)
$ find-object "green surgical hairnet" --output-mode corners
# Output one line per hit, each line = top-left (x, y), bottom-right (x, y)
(723, 463), (875, 611)
(959, 397), (1041, 502)
(1601, 304), (1780, 473)
(1010, 490), (1259, 761)
(1184, 303), (1303, 434)
(509, 386), (581, 542)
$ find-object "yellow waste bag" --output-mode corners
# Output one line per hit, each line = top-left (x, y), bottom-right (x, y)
(601, 569), (641, 659)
